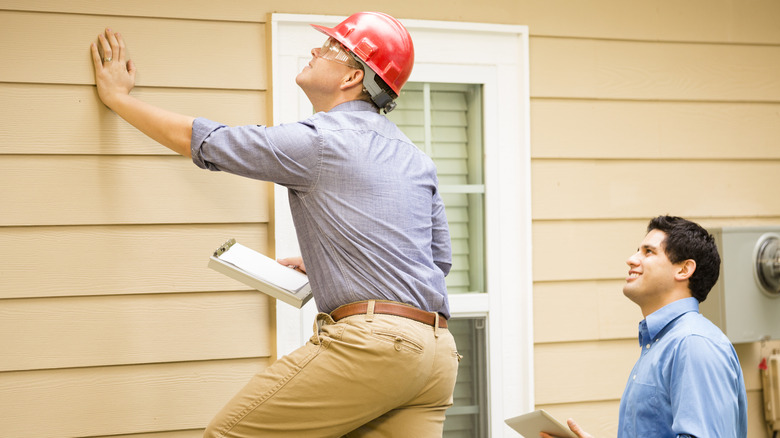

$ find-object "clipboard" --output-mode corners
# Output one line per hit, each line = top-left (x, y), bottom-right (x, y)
(208, 238), (313, 308)
(505, 409), (577, 438)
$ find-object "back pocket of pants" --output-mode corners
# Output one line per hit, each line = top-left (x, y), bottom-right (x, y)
(371, 330), (424, 354)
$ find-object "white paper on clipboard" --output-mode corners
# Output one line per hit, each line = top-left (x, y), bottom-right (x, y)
(208, 239), (313, 308)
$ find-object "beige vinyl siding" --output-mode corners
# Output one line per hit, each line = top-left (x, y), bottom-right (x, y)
(6, 0), (780, 44)
(532, 161), (780, 220)
(3, 1), (780, 437)
(531, 38), (780, 101)
(0, 5), (273, 437)
(0, 291), (271, 371)
(0, 10), (266, 89)
(0, 224), (270, 298)
(532, 100), (780, 159)
(0, 358), (270, 438)
(528, 1), (780, 436)
(0, 83), (266, 155)
(1, 156), (269, 226)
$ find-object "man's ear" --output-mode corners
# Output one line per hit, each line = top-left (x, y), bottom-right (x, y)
(675, 259), (696, 281)
(340, 68), (364, 91)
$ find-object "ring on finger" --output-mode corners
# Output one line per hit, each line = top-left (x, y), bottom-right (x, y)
(104, 56), (112, 62)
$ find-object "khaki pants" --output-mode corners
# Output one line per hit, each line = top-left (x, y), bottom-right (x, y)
(204, 307), (460, 438)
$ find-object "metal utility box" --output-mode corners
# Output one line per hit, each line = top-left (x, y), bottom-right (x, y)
(700, 226), (780, 344)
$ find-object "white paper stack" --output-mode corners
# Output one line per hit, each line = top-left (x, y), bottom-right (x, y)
(208, 239), (313, 308)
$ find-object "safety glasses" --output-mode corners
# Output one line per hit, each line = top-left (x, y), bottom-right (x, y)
(317, 37), (362, 69)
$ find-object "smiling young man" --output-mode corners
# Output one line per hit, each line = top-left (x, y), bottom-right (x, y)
(91, 11), (458, 438)
(543, 215), (748, 438)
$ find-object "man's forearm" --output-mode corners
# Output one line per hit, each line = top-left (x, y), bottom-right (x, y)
(109, 94), (195, 157)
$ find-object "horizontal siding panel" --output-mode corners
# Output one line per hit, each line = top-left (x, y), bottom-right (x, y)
(533, 218), (780, 282)
(533, 219), (645, 281)
(531, 160), (780, 220)
(531, 99), (780, 159)
(534, 339), (636, 404)
(0, 155), (270, 226)
(746, 390), (772, 438)
(521, 0), (780, 44)
(0, 358), (269, 438)
(534, 280), (600, 342)
(530, 37), (780, 101)
(0, 224), (269, 299)
(6, 1), (780, 45)
(533, 280), (639, 343)
(0, 10), (265, 89)
(0, 291), (272, 372)
(0, 83), (266, 155)
(0, 0), (269, 22)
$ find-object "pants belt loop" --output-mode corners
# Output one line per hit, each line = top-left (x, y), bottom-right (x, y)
(433, 312), (440, 338)
(312, 314), (323, 345)
(366, 300), (376, 323)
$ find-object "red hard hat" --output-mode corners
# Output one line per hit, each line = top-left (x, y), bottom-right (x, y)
(311, 12), (414, 95)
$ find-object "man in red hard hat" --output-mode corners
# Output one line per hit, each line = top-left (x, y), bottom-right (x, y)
(91, 11), (459, 437)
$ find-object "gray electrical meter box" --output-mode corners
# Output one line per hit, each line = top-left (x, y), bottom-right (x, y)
(700, 226), (780, 343)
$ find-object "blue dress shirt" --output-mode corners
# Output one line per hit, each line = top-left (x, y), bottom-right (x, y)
(618, 297), (748, 438)
(190, 100), (452, 317)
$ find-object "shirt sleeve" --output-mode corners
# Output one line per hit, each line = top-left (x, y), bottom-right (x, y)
(190, 117), (322, 192)
(431, 187), (452, 276)
(669, 335), (744, 438)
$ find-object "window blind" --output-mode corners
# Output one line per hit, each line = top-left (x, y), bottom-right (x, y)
(388, 83), (485, 295)
(389, 83), (489, 437)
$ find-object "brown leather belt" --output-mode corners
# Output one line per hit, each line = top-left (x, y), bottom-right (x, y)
(331, 301), (448, 328)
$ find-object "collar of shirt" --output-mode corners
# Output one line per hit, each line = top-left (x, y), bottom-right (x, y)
(328, 99), (381, 114)
(638, 297), (699, 346)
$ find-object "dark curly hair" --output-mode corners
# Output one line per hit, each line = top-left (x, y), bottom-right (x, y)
(647, 215), (721, 302)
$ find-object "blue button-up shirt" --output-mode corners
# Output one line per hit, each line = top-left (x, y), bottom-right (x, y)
(190, 100), (452, 317)
(618, 297), (747, 438)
